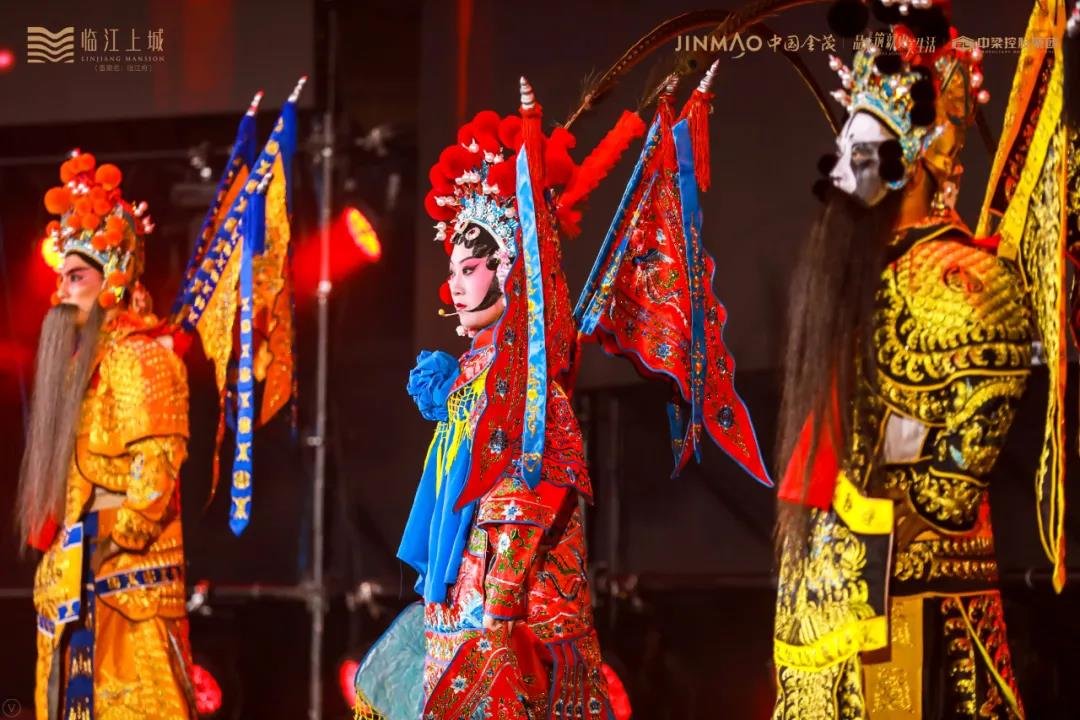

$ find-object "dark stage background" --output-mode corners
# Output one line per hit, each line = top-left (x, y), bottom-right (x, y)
(0, 1), (1078, 718)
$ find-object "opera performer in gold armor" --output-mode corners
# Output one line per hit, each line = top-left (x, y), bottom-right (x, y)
(17, 151), (194, 719)
(768, 0), (1080, 715)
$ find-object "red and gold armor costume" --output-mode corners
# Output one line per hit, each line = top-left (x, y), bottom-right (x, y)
(33, 310), (193, 719)
(773, 221), (1031, 719)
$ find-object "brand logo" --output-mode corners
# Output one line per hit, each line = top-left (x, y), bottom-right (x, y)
(26, 26), (75, 63)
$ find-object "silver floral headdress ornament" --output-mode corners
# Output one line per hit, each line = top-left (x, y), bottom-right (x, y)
(424, 79), (540, 336)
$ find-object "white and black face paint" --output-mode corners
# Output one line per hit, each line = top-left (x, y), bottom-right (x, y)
(831, 112), (897, 207)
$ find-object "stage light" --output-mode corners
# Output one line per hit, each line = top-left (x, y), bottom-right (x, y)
(0, 48), (13, 72)
(338, 657), (361, 708)
(291, 206), (383, 304)
(40, 236), (63, 270)
(191, 662), (224, 716)
(344, 206), (382, 261)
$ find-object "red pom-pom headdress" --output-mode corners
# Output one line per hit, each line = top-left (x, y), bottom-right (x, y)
(425, 78), (647, 313)
(42, 149), (153, 307)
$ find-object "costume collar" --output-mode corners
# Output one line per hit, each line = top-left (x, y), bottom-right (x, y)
(91, 309), (163, 371)
(469, 324), (496, 350)
(888, 210), (973, 261)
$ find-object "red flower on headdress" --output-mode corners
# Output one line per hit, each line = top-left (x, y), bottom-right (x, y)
(75, 153), (96, 173)
(105, 214), (126, 235)
(423, 189), (455, 223)
(103, 229), (123, 247)
(485, 161), (516, 199)
(497, 116), (522, 151)
(44, 187), (72, 215)
(426, 107), (645, 243)
(95, 163), (122, 191)
(59, 159), (78, 183)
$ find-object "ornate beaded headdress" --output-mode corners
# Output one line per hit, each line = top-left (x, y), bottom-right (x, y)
(424, 79), (582, 332)
(828, 0), (986, 207)
(42, 150), (153, 307)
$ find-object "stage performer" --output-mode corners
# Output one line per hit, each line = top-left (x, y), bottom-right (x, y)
(353, 78), (620, 720)
(352, 40), (773, 713)
(772, 0), (1080, 717)
(17, 151), (195, 720)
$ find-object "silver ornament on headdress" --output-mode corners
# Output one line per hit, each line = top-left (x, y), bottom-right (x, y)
(697, 59), (720, 94)
(520, 76), (535, 109)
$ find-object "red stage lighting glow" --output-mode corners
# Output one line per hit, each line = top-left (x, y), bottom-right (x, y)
(40, 236), (63, 270)
(0, 340), (32, 377)
(338, 658), (360, 708)
(0, 48), (14, 72)
(345, 207), (382, 261)
(191, 663), (223, 716)
(291, 207), (383, 304)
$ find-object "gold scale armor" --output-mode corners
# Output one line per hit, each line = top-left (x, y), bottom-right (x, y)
(773, 221), (1032, 719)
(33, 311), (194, 720)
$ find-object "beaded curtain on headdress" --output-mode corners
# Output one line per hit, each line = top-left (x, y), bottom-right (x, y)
(42, 150), (153, 308)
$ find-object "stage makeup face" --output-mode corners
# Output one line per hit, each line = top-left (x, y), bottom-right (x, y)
(831, 111), (894, 208)
(448, 237), (504, 333)
(56, 253), (105, 326)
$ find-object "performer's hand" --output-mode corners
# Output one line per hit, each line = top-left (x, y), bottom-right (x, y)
(90, 537), (120, 575)
(482, 613), (514, 636)
(1069, 1), (1080, 39)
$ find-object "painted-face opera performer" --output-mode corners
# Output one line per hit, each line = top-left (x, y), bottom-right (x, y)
(772, 0), (1080, 717)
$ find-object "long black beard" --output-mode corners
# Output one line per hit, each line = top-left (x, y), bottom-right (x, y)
(16, 303), (105, 550)
(774, 186), (903, 556)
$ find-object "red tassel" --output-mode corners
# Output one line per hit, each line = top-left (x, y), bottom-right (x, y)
(681, 90), (713, 192)
(520, 104), (546, 190)
(171, 329), (194, 358)
(28, 516), (60, 551)
(777, 386), (841, 510)
(971, 233), (1001, 252)
(558, 110), (646, 220)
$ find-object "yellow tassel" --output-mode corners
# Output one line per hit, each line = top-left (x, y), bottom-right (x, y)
(353, 689), (386, 720)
